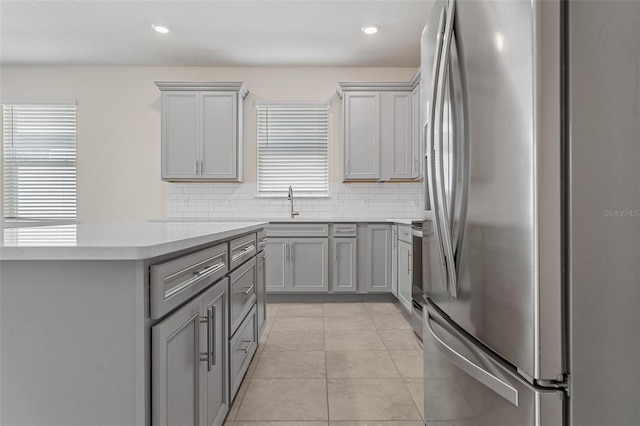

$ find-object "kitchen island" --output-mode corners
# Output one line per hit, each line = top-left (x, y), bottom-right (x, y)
(0, 221), (266, 426)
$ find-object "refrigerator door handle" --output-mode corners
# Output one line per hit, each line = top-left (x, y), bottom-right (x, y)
(425, 7), (450, 293)
(425, 309), (519, 407)
(433, 0), (459, 297)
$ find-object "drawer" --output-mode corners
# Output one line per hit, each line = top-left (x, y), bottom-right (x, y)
(229, 257), (257, 334)
(257, 230), (267, 252)
(230, 305), (257, 400)
(230, 233), (257, 271)
(398, 225), (412, 244)
(332, 223), (357, 238)
(267, 223), (329, 237)
(150, 243), (228, 319)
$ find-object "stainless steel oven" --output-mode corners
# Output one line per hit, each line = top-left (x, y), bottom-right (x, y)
(410, 220), (424, 341)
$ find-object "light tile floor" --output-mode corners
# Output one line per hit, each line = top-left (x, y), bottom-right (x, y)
(225, 302), (424, 426)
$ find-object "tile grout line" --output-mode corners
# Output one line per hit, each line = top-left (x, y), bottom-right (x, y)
(322, 302), (331, 423)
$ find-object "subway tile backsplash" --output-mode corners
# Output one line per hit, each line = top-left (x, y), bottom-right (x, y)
(168, 182), (422, 219)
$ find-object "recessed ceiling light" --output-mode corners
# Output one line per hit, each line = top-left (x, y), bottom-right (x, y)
(361, 25), (380, 35)
(151, 24), (172, 34)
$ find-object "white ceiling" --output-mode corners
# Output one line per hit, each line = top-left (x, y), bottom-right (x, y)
(1, 0), (429, 67)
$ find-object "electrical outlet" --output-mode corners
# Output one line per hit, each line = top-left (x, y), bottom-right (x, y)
(181, 197), (189, 207)
(228, 199), (237, 207)
(362, 198), (369, 207)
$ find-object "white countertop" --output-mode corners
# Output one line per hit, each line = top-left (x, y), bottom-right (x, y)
(149, 217), (421, 225)
(0, 221), (267, 261)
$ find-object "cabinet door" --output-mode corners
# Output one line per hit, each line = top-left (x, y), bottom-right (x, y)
(256, 252), (267, 337)
(152, 297), (203, 426)
(366, 225), (392, 293)
(265, 238), (288, 293)
(344, 92), (380, 180)
(391, 225), (399, 297)
(411, 84), (421, 178)
(333, 238), (357, 293)
(202, 280), (229, 426)
(397, 240), (413, 312)
(201, 92), (238, 180)
(380, 92), (413, 180)
(162, 92), (199, 179)
(290, 238), (329, 292)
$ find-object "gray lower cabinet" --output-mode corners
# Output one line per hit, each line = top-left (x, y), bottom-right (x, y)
(152, 278), (229, 426)
(391, 225), (399, 297)
(332, 238), (357, 292)
(366, 225), (392, 293)
(256, 250), (267, 337)
(397, 239), (413, 312)
(265, 237), (329, 293)
(229, 258), (257, 334)
(229, 305), (258, 400)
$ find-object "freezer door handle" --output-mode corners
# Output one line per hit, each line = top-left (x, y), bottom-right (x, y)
(433, 0), (459, 298)
(425, 311), (519, 407)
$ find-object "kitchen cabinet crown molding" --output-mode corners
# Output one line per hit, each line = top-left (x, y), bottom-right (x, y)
(336, 68), (420, 99)
(155, 81), (249, 98)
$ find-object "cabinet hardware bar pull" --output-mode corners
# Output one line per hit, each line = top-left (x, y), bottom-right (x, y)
(199, 311), (212, 372)
(164, 262), (226, 300)
(238, 340), (253, 353)
(210, 306), (216, 367)
(232, 245), (256, 261)
(240, 284), (255, 295)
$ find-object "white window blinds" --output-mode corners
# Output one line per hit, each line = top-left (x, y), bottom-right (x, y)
(3, 103), (77, 220)
(257, 103), (329, 197)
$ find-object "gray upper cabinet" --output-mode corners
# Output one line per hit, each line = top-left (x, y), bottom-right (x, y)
(338, 73), (421, 182)
(380, 91), (413, 180)
(156, 82), (248, 182)
(343, 92), (380, 180)
(411, 83), (421, 178)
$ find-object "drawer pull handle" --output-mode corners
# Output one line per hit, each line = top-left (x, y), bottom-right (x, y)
(239, 284), (255, 295)
(238, 339), (253, 353)
(232, 245), (256, 261)
(164, 261), (226, 300)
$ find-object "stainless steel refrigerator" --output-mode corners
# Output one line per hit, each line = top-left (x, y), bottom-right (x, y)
(420, 0), (640, 425)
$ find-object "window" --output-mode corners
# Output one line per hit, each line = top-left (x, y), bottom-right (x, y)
(257, 103), (329, 197)
(2, 103), (77, 220)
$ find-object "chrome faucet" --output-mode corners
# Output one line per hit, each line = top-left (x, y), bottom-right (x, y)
(287, 185), (299, 219)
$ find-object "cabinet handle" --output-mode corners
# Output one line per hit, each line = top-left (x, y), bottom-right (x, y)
(239, 284), (255, 295)
(199, 307), (213, 372)
(408, 252), (412, 274)
(196, 160), (199, 175)
(210, 306), (216, 367)
(238, 339), (253, 353)
(232, 244), (256, 261)
(200, 161), (204, 174)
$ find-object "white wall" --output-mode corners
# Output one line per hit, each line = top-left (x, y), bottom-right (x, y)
(0, 66), (420, 223)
